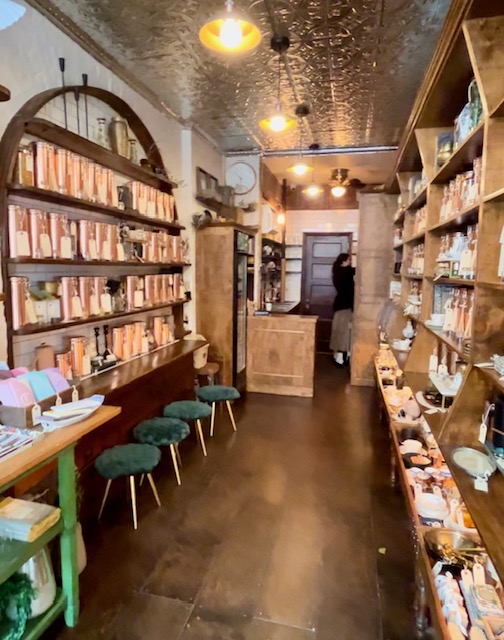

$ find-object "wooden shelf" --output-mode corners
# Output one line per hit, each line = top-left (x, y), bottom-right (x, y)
(429, 202), (480, 233)
(394, 209), (406, 224)
(401, 370), (447, 438)
(401, 273), (423, 280)
(407, 186), (427, 211)
(0, 520), (64, 584)
(477, 280), (504, 290)
(419, 320), (465, 360)
(431, 123), (485, 185)
(195, 195), (240, 219)
(429, 276), (475, 287)
(7, 258), (189, 269)
(26, 118), (177, 191)
(12, 299), (187, 337)
(404, 231), (426, 244)
(8, 185), (185, 232)
(477, 365), (504, 394)
(484, 186), (504, 204)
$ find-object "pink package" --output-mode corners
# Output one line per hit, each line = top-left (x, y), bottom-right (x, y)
(0, 378), (36, 407)
(11, 367), (29, 377)
(43, 368), (70, 393)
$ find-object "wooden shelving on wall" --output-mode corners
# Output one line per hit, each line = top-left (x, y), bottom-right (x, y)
(383, 13), (504, 610)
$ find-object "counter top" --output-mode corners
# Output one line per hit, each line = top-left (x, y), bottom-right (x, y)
(253, 313), (316, 322)
(270, 301), (300, 314)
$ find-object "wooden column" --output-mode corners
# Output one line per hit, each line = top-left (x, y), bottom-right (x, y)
(351, 193), (396, 386)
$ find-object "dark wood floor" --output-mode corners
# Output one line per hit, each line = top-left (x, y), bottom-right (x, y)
(49, 356), (416, 640)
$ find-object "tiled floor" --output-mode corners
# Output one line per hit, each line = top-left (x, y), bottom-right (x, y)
(49, 357), (416, 640)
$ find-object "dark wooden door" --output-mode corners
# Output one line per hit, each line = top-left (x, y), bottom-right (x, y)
(301, 233), (352, 353)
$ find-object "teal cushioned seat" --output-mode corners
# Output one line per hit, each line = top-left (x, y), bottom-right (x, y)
(196, 385), (241, 403)
(163, 400), (211, 421)
(95, 443), (161, 480)
(133, 417), (190, 446)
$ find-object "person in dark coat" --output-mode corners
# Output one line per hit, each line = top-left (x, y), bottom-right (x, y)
(330, 252), (355, 366)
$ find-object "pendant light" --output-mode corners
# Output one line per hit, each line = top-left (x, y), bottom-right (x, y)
(288, 113), (313, 175)
(259, 36), (296, 133)
(330, 168), (349, 198)
(302, 158), (323, 197)
(0, 0), (25, 30)
(199, 0), (261, 55)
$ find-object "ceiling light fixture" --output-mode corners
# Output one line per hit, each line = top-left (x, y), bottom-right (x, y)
(287, 104), (313, 175)
(331, 184), (346, 198)
(199, 0), (261, 55)
(259, 36), (296, 133)
(288, 162), (313, 176)
(330, 168), (349, 198)
(303, 183), (323, 197)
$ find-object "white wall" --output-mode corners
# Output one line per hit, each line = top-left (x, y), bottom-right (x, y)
(0, 1), (224, 361)
(284, 209), (359, 302)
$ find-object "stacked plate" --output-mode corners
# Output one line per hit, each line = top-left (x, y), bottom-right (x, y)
(415, 493), (449, 520)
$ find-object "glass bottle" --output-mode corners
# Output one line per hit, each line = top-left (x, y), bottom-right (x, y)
(96, 118), (108, 148)
(128, 139), (138, 164)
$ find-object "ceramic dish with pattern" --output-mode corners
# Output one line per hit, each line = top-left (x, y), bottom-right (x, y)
(452, 447), (496, 479)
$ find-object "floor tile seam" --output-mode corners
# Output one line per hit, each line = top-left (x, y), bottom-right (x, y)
(135, 583), (196, 611)
(253, 614), (316, 634)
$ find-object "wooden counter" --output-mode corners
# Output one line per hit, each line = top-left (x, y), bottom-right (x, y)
(246, 314), (317, 397)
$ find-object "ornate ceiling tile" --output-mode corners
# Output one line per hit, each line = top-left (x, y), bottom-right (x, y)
(27, 0), (451, 153)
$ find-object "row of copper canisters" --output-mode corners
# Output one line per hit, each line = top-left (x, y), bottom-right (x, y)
(58, 319), (174, 379)
(8, 205), (183, 262)
(15, 143), (176, 221)
(10, 274), (183, 330)
(439, 157), (482, 222)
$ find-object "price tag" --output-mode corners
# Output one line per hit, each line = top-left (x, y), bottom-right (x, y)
(89, 239), (98, 260)
(102, 240), (112, 261)
(479, 422), (488, 444)
(25, 298), (38, 324)
(475, 477), (489, 492)
(31, 403), (41, 426)
(134, 290), (144, 308)
(72, 295), (84, 318)
(100, 293), (112, 314)
(473, 563), (485, 585)
(116, 243), (125, 262)
(61, 235), (73, 259)
(72, 386), (79, 402)
(16, 230), (31, 256)
(40, 233), (52, 258)
(432, 561), (444, 577)
(90, 294), (100, 316)
(55, 394), (62, 406)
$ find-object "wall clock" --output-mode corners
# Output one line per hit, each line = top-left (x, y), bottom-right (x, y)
(226, 161), (257, 195)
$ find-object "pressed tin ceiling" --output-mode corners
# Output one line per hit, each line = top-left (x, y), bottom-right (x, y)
(27, 0), (451, 155)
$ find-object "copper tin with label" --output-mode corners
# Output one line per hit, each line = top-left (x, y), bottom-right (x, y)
(61, 276), (78, 321)
(49, 213), (65, 259)
(10, 276), (28, 330)
(16, 146), (35, 186)
(33, 141), (48, 190)
(112, 327), (124, 360)
(28, 209), (49, 259)
(78, 277), (92, 318)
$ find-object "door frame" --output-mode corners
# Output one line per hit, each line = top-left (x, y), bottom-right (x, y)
(300, 232), (353, 315)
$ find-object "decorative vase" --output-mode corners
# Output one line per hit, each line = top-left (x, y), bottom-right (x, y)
(109, 117), (129, 157)
(403, 320), (415, 339)
(7, 547), (56, 620)
(76, 521), (87, 574)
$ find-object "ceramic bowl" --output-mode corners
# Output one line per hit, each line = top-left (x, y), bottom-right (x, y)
(429, 313), (445, 325)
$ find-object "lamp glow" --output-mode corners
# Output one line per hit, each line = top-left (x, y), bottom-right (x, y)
(219, 18), (242, 49)
(199, 0), (261, 55)
(259, 111), (296, 133)
(331, 185), (346, 198)
(277, 213), (286, 225)
(288, 162), (313, 176)
(303, 184), (323, 197)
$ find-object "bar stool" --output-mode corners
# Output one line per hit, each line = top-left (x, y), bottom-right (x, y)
(133, 417), (190, 486)
(95, 443), (161, 530)
(162, 401), (211, 456)
(196, 385), (240, 437)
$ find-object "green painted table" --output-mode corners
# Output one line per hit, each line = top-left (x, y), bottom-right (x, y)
(0, 405), (121, 638)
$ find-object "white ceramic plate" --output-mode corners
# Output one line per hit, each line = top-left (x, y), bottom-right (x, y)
(452, 447), (496, 479)
(415, 494), (449, 519)
(447, 622), (464, 640)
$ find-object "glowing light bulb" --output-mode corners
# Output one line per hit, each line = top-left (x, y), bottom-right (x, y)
(269, 114), (288, 132)
(219, 18), (243, 49)
(304, 184), (323, 197)
(290, 163), (311, 176)
(331, 185), (346, 198)
(277, 213), (286, 225)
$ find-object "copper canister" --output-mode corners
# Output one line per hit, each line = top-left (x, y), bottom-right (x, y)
(56, 352), (73, 380)
(162, 323), (171, 345)
(55, 148), (68, 194)
(153, 275), (162, 304)
(61, 276), (80, 321)
(160, 274), (169, 303)
(145, 187), (156, 218)
(70, 337), (86, 377)
(173, 273), (181, 300)
(106, 224), (118, 261)
(16, 146), (35, 186)
(153, 316), (163, 346)
(134, 322), (144, 354)
(10, 276), (28, 330)
(46, 144), (58, 192)
(78, 220), (94, 260)
(124, 323), (136, 356)
(138, 183), (147, 215)
(86, 161), (97, 202)
(49, 213), (64, 259)
(171, 236), (181, 262)
(95, 222), (107, 260)
(167, 274), (174, 301)
(156, 191), (164, 220)
(168, 195), (176, 222)
(112, 327), (124, 360)
(8, 205), (30, 258)
(96, 166), (108, 205)
(27, 209), (48, 259)
(144, 275), (155, 307)
(33, 141), (48, 190)
(78, 277), (92, 318)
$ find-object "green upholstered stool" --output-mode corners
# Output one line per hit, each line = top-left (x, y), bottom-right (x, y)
(196, 385), (240, 437)
(163, 401), (211, 456)
(95, 443), (161, 530)
(133, 417), (190, 486)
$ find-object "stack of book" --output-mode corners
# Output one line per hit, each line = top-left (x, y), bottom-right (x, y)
(0, 426), (35, 460)
(0, 498), (60, 542)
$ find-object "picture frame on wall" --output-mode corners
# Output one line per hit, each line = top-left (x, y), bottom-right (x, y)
(196, 167), (219, 198)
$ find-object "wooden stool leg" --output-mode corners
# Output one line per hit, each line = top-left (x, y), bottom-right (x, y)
(129, 476), (138, 530)
(196, 419), (207, 456)
(175, 442), (182, 467)
(210, 402), (216, 436)
(147, 473), (161, 507)
(98, 479), (112, 520)
(139, 473), (145, 486)
(170, 444), (181, 485)
(226, 400), (237, 431)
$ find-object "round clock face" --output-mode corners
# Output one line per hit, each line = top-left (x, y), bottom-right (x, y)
(226, 162), (257, 195)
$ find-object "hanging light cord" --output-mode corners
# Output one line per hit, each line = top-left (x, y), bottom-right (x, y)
(276, 53), (282, 107)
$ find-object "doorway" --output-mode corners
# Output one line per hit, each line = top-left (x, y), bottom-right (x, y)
(301, 233), (353, 353)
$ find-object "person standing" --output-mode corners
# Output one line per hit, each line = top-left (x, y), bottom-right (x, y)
(330, 252), (355, 366)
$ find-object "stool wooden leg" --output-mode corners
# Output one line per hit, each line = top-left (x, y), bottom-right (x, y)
(196, 419), (207, 456)
(139, 474), (145, 486)
(210, 402), (216, 437)
(129, 476), (138, 530)
(175, 442), (182, 467)
(226, 400), (237, 431)
(98, 479), (112, 521)
(147, 473), (161, 507)
(170, 444), (181, 485)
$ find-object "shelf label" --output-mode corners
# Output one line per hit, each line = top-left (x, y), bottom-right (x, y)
(479, 422), (488, 445)
(474, 477), (489, 493)
(16, 230), (31, 256)
(90, 294), (100, 316)
(100, 293), (112, 314)
(25, 298), (37, 324)
(72, 295), (84, 318)
(116, 243), (125, 262)
(61, 236), (72, 259)
(89, 239), (98, 260)
(134, 290), (144, 308)
(40, 233), (52, 258)
(102, 240), (112, 261)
